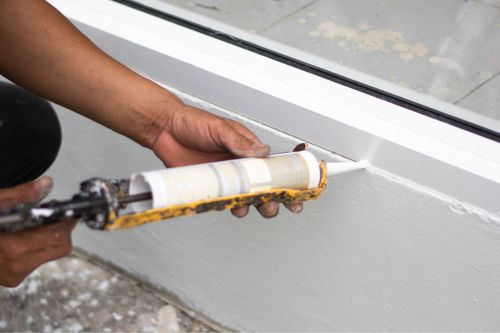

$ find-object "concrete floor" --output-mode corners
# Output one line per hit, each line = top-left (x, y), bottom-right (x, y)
(147, 0), (500, 122)
(0, 254), (217, 333)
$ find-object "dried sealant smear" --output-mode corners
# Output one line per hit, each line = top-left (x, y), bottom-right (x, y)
(309, 20), (430, 61)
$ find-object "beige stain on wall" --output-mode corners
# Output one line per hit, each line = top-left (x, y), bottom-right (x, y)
(309, 20), (430, 61)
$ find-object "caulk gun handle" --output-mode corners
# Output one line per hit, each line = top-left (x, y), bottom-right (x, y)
(0, 204), (45, 234)
(0, 195), (110, 234)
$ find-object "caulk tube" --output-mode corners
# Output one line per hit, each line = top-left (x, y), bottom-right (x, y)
(129, 151), (321, 212)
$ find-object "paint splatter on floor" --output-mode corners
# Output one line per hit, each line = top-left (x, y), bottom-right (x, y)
(0, 255), (216, 332)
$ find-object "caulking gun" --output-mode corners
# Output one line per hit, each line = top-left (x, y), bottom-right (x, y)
(0, 144), (366, 233)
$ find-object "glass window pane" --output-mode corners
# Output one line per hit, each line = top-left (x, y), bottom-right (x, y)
(129, 0), (500, 137)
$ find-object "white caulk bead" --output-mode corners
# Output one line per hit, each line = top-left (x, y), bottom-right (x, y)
(326, 160), (368, 177)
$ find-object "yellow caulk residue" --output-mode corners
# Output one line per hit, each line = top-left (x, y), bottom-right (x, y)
(359, 22), (371, 30)
(392, 43), (411, 52)
(412, 43), (429, 57)
(400, 52), (415, 61)
(479, 71), (494, 80)
(429, 56), (443, 65)
(309, 20), (429, 61)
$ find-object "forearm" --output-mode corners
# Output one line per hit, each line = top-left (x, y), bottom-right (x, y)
(0, 0), (179, 147)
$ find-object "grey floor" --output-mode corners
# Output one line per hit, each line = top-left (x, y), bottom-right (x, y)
(151, 0), (500, 122)
(0, 254), (216, 333)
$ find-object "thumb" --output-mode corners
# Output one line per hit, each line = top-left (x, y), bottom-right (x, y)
(217, 124), (270, 158)
(0, 176), (53, 209)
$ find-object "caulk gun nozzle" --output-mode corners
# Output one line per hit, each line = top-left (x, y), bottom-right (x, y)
(326, 160), (368, 177)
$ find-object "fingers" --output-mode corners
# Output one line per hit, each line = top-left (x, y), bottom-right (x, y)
(232, 201), (304, 219)
(2, 220), (75, 254)
(284, 201), (304, 214)
(153, 131), (235, 167)
(257, 202), (280, 219)
(231, 206), (249, 218)
(4, 242), (73, 288)
(154, 105), (271, 165)
(28, 238), (73, 268)
(0, 220), (75, 287)
(214, 122), (270, 158)
(226, 119), (261, 143)
(27, 220), (76, 250)
(0, 176), (53, 209)
(232, 203), (279, 219)
(155, 120), (270, 166)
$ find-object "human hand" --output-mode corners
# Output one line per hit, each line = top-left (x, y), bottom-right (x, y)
(151, 104), (304, 218)
(0, 177), (76, 287)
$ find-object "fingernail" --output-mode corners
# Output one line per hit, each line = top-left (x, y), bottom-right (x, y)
(252, 142), (268, 149)
(251, 143), (270, 155)
(35, 177), (53, 199)
(291, 203), (303, 214)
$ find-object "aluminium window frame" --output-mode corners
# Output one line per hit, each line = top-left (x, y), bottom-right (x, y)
(49, 0), (500, 214)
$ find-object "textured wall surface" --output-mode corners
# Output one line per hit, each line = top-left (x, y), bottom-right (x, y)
(45, 89), (500, 331)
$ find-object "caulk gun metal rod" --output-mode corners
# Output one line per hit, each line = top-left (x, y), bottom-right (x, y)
(119, 192), (153, 205)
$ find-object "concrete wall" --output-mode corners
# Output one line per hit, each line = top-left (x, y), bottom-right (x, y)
(47, 90), (500, 331)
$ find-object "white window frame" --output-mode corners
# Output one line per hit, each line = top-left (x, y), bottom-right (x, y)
(49, 0), (500, 214)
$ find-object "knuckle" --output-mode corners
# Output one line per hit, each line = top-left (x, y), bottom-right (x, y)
(15, 184), (38, 202)
(225, 119), (238, 126)
(212, 118), (227, 129)
(0, 240), (26, 259)
(236, 134), (249, 144)
(8, 248), (26, 260)
(2, 277), (24, 288)
(231, 207), (248, 218)
(10, 261), (28, 275)
(259, 205), (280, 219)
(230, 120), (252, 135)
(60, 243), (73, 257)
(286, 202), (304, 214)
(259, 209), (279, 219)
(263, 211), (279, 219)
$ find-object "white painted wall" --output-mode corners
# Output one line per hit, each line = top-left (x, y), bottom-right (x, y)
(47, 90), (500, 331)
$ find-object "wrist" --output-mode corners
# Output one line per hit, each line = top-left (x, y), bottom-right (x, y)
(130, 89), (185, 149)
